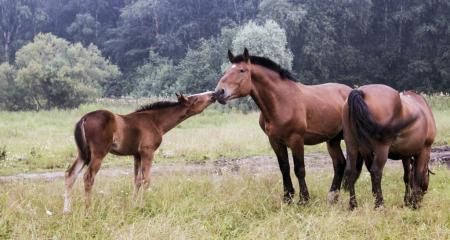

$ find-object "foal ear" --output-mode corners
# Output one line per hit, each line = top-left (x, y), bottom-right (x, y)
(227, 49), (234, 62)
(176, 92), (188, 103)
(243, 48), (250, 62)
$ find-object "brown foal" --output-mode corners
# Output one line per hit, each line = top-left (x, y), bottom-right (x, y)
(63, 92), (215, 213)
(342, 85), (436, 209)
(215, 48), (351, 204)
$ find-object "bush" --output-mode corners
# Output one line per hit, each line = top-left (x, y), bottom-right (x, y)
(9, 33), (121, 110)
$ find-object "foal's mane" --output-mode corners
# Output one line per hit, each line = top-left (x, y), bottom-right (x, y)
(230, 55), (297, 81)
(135, 101), (181, 112)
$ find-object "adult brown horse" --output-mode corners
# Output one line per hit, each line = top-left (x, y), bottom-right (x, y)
(215, 48), (351, 204)
(63, 91), (215, 213)
(342, 84), (436, 209)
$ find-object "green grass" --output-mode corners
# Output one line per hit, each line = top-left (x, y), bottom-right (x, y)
(0, 95), (449, 175)
(0, 166), (449, 239)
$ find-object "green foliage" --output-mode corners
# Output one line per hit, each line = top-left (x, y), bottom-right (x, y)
(232, 20), (294, 70)
(174, 39), (223, 94)
(66, 13), (99, 45)
(10, 33), (120, 110)
(133, 50), (176, 97)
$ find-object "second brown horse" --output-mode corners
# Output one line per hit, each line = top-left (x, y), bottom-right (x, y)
(342, 85), (436, 209)
(63, 92), (215, 213)
(215, 48), (351, 204)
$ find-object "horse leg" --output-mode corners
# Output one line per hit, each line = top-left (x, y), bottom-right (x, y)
(133, 155), (142, 198)
(326, 136), (346, 204)
(140, 150), (154, 191)
(411, 147), (431, 209)
(344, 149), (363, 210)
(63, 156), (85, 213)
(370, 145), (389, 209)
(291, 137), (309, 204)
(83, 152), (105, 209)
(402, 157), (412, 207)
(269, 138), (294, 203)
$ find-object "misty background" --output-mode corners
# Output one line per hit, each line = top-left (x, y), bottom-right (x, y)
(0, 0), (449, 110)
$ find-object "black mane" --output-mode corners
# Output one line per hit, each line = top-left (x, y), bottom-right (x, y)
(135, 101), (181, 112)
(230, 55), (297, 81)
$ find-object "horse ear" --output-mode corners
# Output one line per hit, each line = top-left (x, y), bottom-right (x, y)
(243, 48), (249, 62)
(176, 92), (188, 103)
(227, 49), (234, 62)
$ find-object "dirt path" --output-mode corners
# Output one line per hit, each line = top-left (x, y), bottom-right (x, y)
(1, 147), (449, 182)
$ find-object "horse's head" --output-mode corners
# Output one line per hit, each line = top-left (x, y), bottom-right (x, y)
(176, 91), (215, 116)
(214, 48), (253, 104)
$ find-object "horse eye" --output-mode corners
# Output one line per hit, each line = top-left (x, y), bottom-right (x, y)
(240, 69), (246, 73)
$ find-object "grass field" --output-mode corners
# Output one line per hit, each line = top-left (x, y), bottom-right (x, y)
(0, 166), (449, 239)
(0, 96), (449, 239)
(0, 96), (449, 175)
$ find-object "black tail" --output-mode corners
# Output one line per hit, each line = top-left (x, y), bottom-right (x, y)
(347, 90), (417, 148)
(347, 90), (385, 148)
(74, 118), (90, 165)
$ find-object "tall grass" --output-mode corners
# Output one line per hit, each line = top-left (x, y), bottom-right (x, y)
(0, 166), (449, 239)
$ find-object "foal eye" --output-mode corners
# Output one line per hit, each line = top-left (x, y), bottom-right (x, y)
(239, 69), (246, 73)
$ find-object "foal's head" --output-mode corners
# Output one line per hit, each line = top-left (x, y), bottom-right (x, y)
(176, 91), (216, 116)
(215, 48), (253, 104)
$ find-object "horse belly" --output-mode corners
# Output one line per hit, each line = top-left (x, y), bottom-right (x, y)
(109, 132), (139, 156)
(304, 132), (329, 145)
(390, 136), (422, 157)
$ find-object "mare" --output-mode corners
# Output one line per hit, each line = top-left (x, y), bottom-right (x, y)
(215, 48), (351, 204)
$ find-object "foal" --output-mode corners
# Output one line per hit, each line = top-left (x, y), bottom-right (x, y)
(63, 92), (215, 213)
(343, 85), (436, 209)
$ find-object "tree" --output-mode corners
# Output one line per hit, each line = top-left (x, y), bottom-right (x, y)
(0, 0), (48, 63)
(174, 39), (223, 93)
(132, 50), (176, 97)
(66, 13), (99, 46)
(232, 20), (294, 70)
(13, 33), (120, 110)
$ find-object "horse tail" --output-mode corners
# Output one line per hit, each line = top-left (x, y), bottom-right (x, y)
(347, 90), (384, 148)
(74, 118), (90, 165)
(347, 90), (418, 148)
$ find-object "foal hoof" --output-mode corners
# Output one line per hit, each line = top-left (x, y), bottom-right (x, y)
(327, 191), (340, 205)
(63, 207), (71, 214)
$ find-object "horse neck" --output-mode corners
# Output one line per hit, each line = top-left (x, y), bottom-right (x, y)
(250, 67), (301, 123)
(151, 105), (189, 134)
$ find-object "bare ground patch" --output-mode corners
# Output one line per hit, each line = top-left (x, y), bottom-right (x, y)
(1, 146), (449, 182)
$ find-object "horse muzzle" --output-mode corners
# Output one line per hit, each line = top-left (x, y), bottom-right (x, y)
(214, 89), (228, 105)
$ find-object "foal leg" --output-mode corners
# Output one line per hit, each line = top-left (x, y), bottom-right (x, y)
(326, 136), (346, 204)
(140, 150), (155, 191)
(269, 138), (294, 203)
(83, 152), (105, 208)
(63, 156), (85, 213)
(402, 157), (412, 206)
(133, 155), (143, 198)
(370, 145), (389, 209)
(291, 137), (309, 204)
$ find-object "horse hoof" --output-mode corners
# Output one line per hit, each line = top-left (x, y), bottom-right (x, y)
(327, 191), (340, 205)
(283, 196), (294, 205)
(374, 205), (385, 211)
